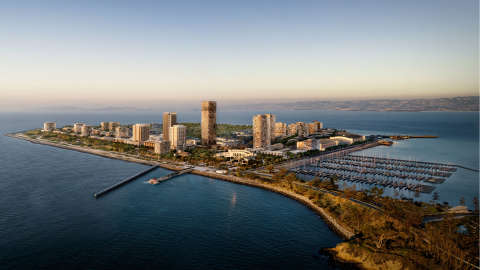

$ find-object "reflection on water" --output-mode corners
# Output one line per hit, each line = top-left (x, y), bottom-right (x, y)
(231, 192), (237, 206)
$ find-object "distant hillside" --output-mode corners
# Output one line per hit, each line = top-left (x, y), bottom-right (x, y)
(226, 96), (479, 112)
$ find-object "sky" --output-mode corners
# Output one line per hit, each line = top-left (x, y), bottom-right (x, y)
(0, 0), (478, 110)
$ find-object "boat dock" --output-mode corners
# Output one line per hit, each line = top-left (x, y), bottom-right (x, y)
(93, 165), (159, 198)
(149, 168), (193, 184)
(291, 154), (461, 194)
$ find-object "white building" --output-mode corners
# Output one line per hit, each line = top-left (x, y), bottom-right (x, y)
(73, 123), (85, 133)
(169, 124), (187, 150)
(330, 136), (354, 145)
(80, 125), (91, 137)
(318, 139), (339, 150)
(132, 124), (150, 143)
(43, 122), (56, 132)
(215, 149), (256, 160)
(154, 141), (170, 155)
(186, 138), (200, 146)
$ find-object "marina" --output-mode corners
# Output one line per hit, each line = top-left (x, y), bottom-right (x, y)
(292, 154), (461, 194)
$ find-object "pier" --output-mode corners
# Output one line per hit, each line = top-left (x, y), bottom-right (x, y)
(93, 165), (159, 198)
(149, 168), (193, 184)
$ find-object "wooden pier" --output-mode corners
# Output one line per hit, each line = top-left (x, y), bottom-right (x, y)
(93, 166), (159, 198)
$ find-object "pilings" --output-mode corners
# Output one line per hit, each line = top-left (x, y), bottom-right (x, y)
(93, 166), (158, 198)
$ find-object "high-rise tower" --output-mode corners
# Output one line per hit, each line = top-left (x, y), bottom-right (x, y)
(201, 101), (216, 146)
(253, 114), (276, 148)
(162, 112), (177, 141)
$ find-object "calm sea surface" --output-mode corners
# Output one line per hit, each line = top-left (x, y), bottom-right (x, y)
(0, 110), (478, 269)
(0, 112), (343, 270)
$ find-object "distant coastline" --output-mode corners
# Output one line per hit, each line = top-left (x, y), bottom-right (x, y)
(227, 96), (479, 112)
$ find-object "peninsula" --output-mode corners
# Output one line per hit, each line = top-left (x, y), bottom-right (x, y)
(6, 100), (479, 270)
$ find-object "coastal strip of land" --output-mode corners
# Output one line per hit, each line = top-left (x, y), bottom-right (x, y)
(6, 132), (479, 269)
(5, 132), (355, 239)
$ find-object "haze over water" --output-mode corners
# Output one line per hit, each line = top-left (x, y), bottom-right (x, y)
(0, 110), (478, 269)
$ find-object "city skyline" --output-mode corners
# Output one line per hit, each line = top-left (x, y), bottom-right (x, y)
(0, 0), (478, 111)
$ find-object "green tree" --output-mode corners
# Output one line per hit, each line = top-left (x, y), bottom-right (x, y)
(265, 164), (275, 174)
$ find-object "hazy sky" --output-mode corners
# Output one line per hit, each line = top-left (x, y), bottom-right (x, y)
(0, 0), (478, 110)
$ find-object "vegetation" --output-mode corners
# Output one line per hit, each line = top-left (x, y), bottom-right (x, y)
(256, 169), (479, 269)
(24, 129), (479, 269)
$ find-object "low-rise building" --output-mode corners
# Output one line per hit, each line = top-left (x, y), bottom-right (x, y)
(330, 136), (354, 145)
(216, 137), (241, 147)
(318, 139), (339, 150)
(349, 134), (366, 143)
(296, 139), (318, 150)
(186, 138), (200, 146)
(258, 150), (288, 158)
(43, 122), (56, 132)
(91, 129), (101, 136)
(154, 141), (170, 154)
(215, 149), (255, 160)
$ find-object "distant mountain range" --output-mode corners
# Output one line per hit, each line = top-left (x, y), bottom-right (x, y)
(226, 96), (479, 112)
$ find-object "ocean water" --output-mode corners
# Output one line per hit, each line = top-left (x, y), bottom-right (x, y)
(0, 113), (342, 270)
(0, 110), (478, 269)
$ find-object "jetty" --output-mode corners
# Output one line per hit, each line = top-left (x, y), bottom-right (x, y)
(93, 166), (159, 198)
(388, 135), (438, 140)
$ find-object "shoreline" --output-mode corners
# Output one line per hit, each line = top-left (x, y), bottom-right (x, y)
(6, 132), (355, 239)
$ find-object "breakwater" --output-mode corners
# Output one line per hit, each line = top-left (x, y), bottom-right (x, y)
(94, 166), (158, 198)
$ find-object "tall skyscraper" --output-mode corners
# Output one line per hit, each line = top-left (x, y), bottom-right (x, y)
(80, 125), (91, 137)
(162, 112), (177, 141)
(132, 124), (150, 144)
(108, 121), (120, 131)
(308, 121), (323, 134)
(43, 122), (56, 132)
(201, 101), (216, 146)
(265, 113), (276, 142)
(169, 124), (187, 150)
(100, 122), (108, 131)
(73, 123), (85, 133)
(253, 113), (276, 148)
